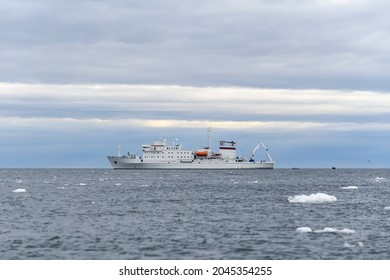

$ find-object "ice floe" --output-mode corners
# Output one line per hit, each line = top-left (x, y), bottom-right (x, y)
(296, 227), (313, 233)
(12, 188), (26, 193)
(296, 227), (355, 234)
(314, 227), (355, 234)
(371, 177), (387, 183)
(288, 193), (337, 204)
(341, 186), (358, 189)
(79, 183), (86, 186)
(384, 206), (390, 211)
(344, 242), (364, 248)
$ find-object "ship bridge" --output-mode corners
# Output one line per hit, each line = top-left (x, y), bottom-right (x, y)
(219, 140), (237, 159)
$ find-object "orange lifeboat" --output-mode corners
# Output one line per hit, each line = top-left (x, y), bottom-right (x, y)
(196, 150), (208, 157)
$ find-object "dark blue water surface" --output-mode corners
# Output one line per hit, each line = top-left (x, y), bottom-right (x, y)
(1, 168), (390, 259)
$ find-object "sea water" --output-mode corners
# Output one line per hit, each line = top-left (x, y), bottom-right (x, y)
(1, 168), (390, 259)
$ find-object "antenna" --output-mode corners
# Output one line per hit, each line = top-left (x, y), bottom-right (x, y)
(117, 144), (122, 157)
(207, 127), (212, 150)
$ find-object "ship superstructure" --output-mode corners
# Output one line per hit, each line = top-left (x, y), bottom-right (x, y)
(107, 129), (275, 169)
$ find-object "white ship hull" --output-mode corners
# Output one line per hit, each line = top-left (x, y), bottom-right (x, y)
(107, 156), (275, 169)
(107, 129), (276, 170)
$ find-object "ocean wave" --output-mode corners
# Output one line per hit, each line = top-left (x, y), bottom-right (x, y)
(288, 193), (337, 204)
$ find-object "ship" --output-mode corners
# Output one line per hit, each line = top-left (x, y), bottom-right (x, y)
(107, 129), (275, 169)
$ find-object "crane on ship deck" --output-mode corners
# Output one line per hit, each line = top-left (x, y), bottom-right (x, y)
(249, 143), (273, 162)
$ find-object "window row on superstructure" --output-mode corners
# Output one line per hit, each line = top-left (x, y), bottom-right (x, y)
(143, 155), (192, 159)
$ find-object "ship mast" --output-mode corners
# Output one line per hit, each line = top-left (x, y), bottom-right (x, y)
(117, 144), (122, 157)
(207, 127), (212, 154)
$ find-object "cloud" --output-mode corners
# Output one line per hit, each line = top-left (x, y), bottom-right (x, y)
(1, 83), (389, 133)
(1, 1), (390, 167)
(1, 1), (390, 89)
(0, 83), (390, 122)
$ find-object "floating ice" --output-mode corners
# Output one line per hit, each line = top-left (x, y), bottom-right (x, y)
(342, 186), (358, 189)
(288, 193), (337, 204)
(12, 188), (26, 193)
(371, 177), (387, 183)
(79, 183), (86, 186)
(384, 206), (390, 211)
(296, 227), (312, 233)
(344, 241), (364, 248)
(115, 183), (122, 186)
(140, 184), (149, 187)
(343, 242), (355, 248)
(16, 180), (23, 183)
(314, 227), (355, 234)
(296, 227), (355, 234)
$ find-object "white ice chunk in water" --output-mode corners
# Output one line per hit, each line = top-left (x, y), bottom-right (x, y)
(343, 242), (355, 248)
(342, 186), (358, 189)
(296, 227), (313, 233)
(384, 206), (390, 211)
(12, 188), (26, 193)
(344, 241), (364, 248)
(314, 227), (355, 234)
(288, 193), (337, 203)
(371, 177), (387, 182)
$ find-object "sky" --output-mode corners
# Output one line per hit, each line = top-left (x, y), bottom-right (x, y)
(1, 0), (389, 168)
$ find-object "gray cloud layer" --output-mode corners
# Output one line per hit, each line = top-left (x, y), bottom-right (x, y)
(2, 1), (390, 167)
(2, 0), (390, 89)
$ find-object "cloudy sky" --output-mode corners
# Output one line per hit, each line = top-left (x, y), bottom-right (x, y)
(1, 0), (389, 168)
